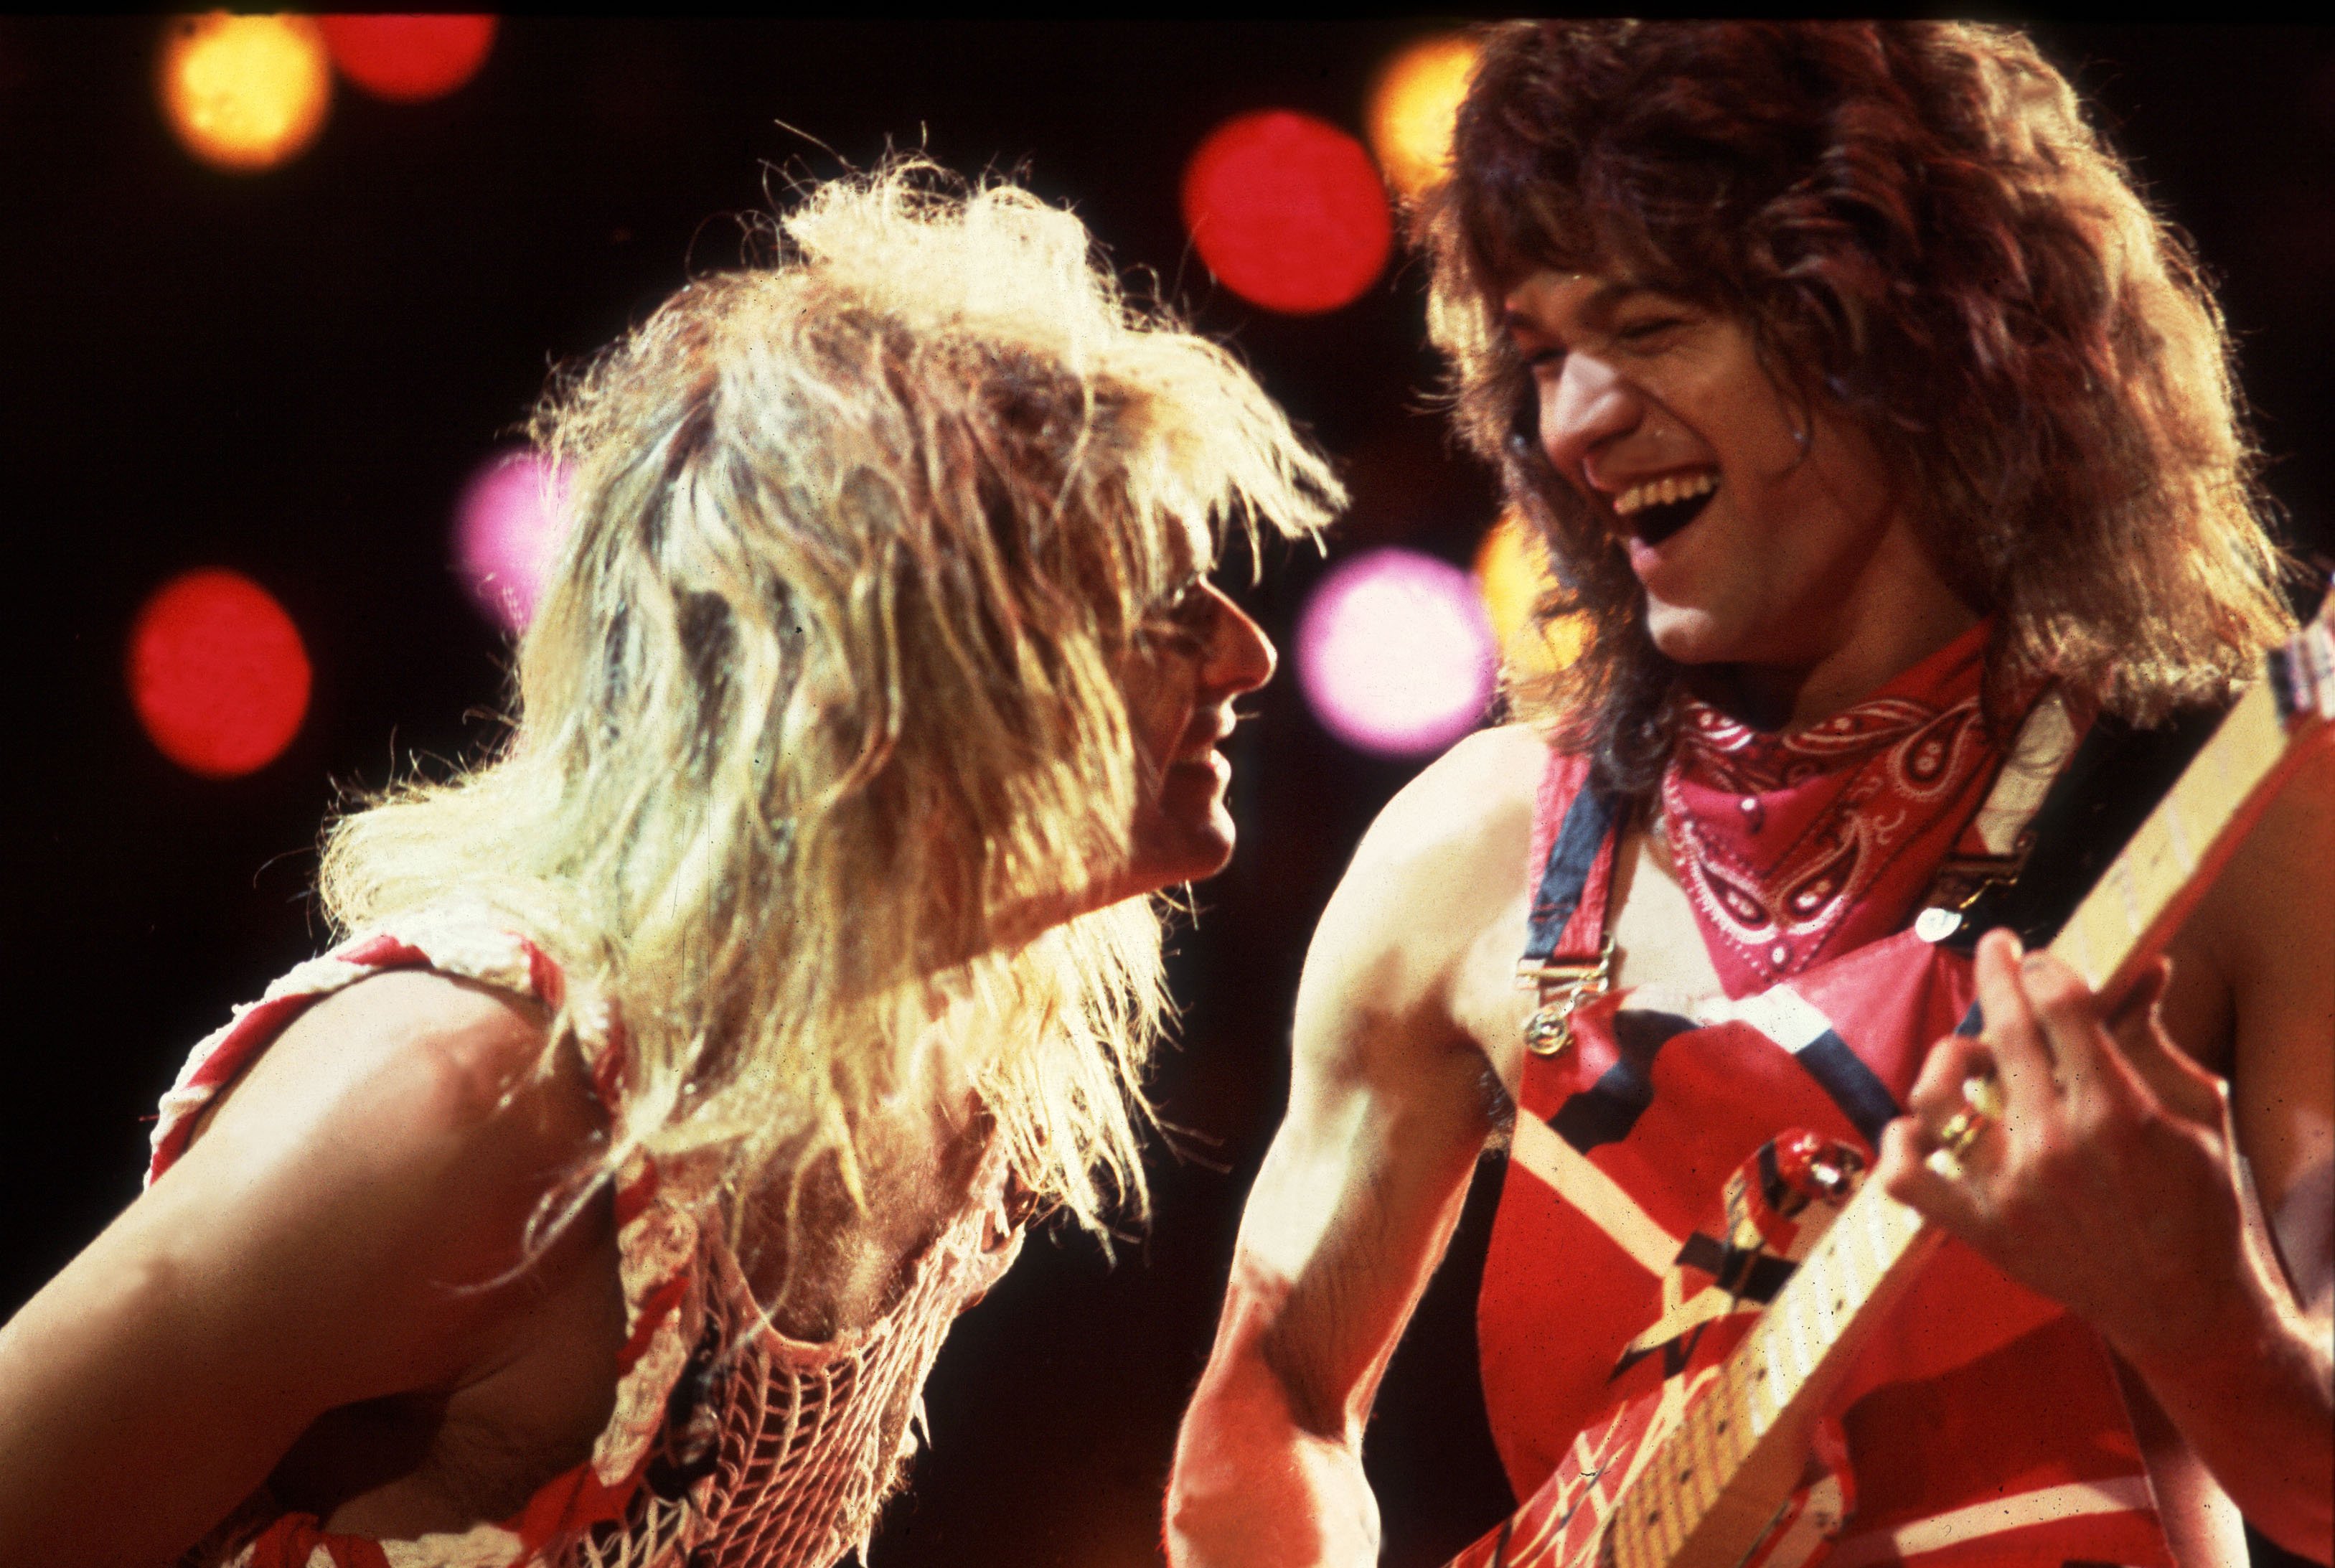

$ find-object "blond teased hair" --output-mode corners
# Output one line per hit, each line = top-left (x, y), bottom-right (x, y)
(321, 164), (1339, 1246)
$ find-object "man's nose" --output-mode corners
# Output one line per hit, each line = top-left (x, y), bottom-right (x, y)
(1538, 352), (1639, 487)
(1201, 584), (1276, 697)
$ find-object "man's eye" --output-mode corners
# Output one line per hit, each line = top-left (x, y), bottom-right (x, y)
(1144, 582), (1211, 638)
(1617, 316), (1685, 343)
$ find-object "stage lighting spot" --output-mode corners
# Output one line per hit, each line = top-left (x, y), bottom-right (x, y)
(128, 569), (311, 779)
(159, 13), (332, 174)
(1182, 110), (1391, 315)
(1474, 510), (1589, 680)
(321, 14), (497, 102)
(1368, 33), (1480, 202)
(454, 449), (572, 634)
(1297, 548), (1496, 756)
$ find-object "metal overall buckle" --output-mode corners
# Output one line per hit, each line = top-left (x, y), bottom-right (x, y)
(1516, 933), (1617, 1057)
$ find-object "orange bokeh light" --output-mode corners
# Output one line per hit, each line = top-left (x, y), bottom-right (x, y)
(1181, 110), (1391, 316)
(1474, 510), (1588, 680)
(158, 13), (333, 174)
(128, 569), (312, 778)
(321, 15), (498, 103)
(1367, 33), (1481, 202)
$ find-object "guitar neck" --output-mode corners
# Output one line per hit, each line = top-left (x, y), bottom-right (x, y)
(1605, 611), (2334, 1568)
(1602, 1173), (1938, 1568)
(2047, 675), (2306, 1003)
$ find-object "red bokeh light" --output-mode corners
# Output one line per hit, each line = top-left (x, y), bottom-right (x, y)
(128, 569), (312, 779)
(1181, 109), (1392, 315)
(320, 14), (497, 103)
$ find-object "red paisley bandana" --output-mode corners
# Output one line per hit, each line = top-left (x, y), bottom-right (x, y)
(1661, 622), (1999, 996)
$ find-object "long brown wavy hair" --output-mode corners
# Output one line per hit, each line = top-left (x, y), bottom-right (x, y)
(1421, 21), (2296, 792)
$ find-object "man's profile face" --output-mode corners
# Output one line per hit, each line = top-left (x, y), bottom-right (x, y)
(1503, 268), (1905, 681)
(1112, 514), (1277, 897)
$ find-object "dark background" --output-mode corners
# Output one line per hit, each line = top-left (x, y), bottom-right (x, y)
(2, 21), (2329, 1567)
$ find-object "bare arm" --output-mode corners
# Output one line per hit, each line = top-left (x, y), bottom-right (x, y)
(1168, 731), (1542, 1568)
(2137, 741), (2334, 1560)
(1883, 743), (2335, 1562)
(0, 972), (609, 1567)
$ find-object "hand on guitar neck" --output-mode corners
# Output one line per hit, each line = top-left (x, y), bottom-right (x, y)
(1871, 609), (2335, 1564)
(1874, 923), (2333, 1564)
(1880, 939), (2244, 1375)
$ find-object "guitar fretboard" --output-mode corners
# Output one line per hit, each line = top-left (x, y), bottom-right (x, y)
(1606, 1171), (1935, 1568)
(2050, 678), (2286, 999)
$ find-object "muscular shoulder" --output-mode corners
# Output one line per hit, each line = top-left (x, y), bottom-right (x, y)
(1332, 723), (1545, 916)
(0, 973), (616, 1560)
(1348, 723), (1548, 877)
(153, 970), (606, 1394)
(1297, 725), (1549, 1071)
(188, 970), (573, 1170)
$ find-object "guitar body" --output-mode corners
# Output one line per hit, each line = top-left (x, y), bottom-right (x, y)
(1455, 1133), (1864, 1568)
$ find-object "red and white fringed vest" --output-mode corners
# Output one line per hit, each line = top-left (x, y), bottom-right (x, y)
(1475, 626), (2177, 1568)
(149, 905), (1028, 1568)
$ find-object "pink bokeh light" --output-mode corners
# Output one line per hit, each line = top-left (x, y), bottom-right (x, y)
(453, 449), (571, 634)
(1295, 548), (1497, 756)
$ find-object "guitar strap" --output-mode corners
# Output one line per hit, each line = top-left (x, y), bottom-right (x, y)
(1930, 703), (2229, 954)
(1516, 774), (1628, 1053)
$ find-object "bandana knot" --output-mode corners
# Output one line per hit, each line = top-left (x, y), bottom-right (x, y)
(1660, 624), (2000, 996)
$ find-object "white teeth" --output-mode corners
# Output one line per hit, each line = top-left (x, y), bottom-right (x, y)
(1613, 470), (1717, 516)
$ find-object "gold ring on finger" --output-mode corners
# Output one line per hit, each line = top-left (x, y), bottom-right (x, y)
(1937, 1105), (1986, 1160)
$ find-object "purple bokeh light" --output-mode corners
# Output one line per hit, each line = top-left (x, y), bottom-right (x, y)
(452, 449), (572, 634)
(1295, 547), (1497, 756)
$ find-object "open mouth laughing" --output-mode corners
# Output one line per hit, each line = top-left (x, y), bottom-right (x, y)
(1612, 469), (1719, 548)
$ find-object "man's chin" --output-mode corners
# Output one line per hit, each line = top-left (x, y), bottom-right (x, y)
(1169, 834), (1237, 890)
(1644, 602), (1734, 666)
(1126, 815), (1236, 896)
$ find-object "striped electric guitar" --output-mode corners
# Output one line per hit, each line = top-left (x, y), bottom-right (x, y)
(1453, 596), (2335, 1568)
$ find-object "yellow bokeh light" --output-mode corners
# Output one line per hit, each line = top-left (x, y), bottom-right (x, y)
(159, 14), (332, 173)
(1475, 509), (1588, 680)
(1366, 32), (1481, 202)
